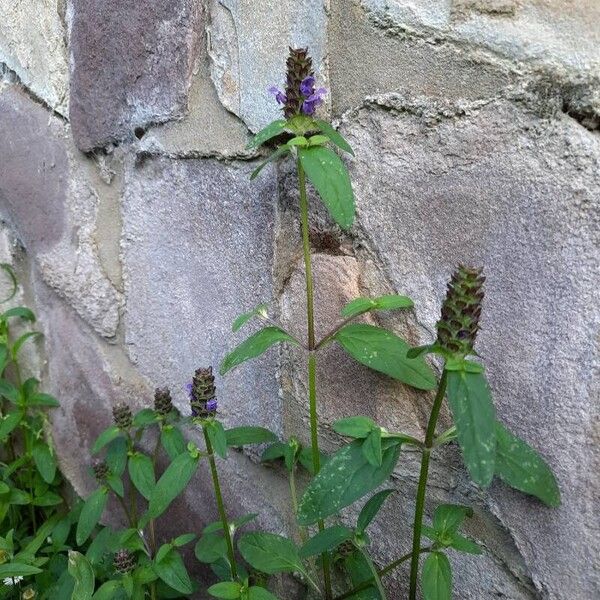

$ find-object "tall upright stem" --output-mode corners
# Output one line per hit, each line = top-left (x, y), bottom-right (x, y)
(203, 427), (238, 580)
(408, 369), (448, 599)
(298, 157), (332, 599)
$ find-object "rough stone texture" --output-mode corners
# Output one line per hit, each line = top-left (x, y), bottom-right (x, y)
(0, 86), (122, 337)
(0, 0), (68, 114)
(340, 97), (600, 598)
(1, 0), (599, 597)
(207, 0), (328, 131)
(68, 0), (202, 151)
(121, 156), (282, 435)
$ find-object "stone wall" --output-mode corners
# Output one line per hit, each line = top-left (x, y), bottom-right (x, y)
(1, 1), (599, 598)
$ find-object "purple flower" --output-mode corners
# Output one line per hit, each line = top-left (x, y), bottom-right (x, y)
(268, 85), (287, 105)
(301, 87), (327, 115)
(300, 76), (316, 96)
(185, 382), (193, 396)
(206, 399), (218, 412)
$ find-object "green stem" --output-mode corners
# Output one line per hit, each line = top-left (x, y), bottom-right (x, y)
(333, 547), (431, 600)
(408, 369), (448, 600)
(203, 426), (238, 580)
(358, 546), (387, 600)
(148, 430), (162, 555)
(298, 157), (333, 599)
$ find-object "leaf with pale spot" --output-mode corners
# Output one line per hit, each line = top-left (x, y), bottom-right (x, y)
(334, 324), (436, 391)
(220, 327), (298, 375)
(446, 370), (496, 487)
(494, 421), (560, 507)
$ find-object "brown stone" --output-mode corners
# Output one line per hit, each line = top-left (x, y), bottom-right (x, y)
(68, 0), (202, 151)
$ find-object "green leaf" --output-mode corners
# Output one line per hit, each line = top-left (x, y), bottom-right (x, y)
(0, 379), (19, 403)
(308, 134), (329, 146)
(195, 534), (228, 564)
(432, 505), (472, 538)
(297, 439), (402, 525)
(132, 408), (158, 427)
(32, 491), (63, 506)
(32, 442), (57, 484)
(172, 533), (195, 547)
(207, 420), (228, 459)
(148, 452), (199, 519)
(251, 146), (290, 181)
(27, 392), (60, 407)
(357, 489), (396, 534)
(333, 416), (376, 439)
(0, 263), (18, 303)
(220, 327), (298, 375)
(334, 324), (436, 391)
(247, 119), (287, 149)
(2, 307), (36, 322)
(298, 145), (355, 230)
(0, 345), (8, 374)
(232, 303), (269, 332)
(248, 587), (280, 600)
(11, 331), (42, 358)
(299, 525), (353, 558)
(161, 425), (186, 460)
(446, 370), (496, 487)
(362, 428), (383, 467)
(494, 421), (560, 507)
(341, 295), (413, 319)
(225, 426), (278, 447)
(238, 532), (303, 575)
(208, 583), (241, 599)
(422, 552), (452, 600)
(208, 581), (242, 599)
(92, 580), (123, 600)
(92, 425), (121, 454)
(76, 488), (109, 545)
(313, 119), (355, 155)
(448, 533), (481, 555)
(153, 549), (192, 595)
(128, 453), (156, 500)
(0, 410), (22, 439)
(0, 562), (43, 578)
(287, 135), (308, 146)
(204, 513), (258, 535)
(106, 436), (128, 476)
(68, 551), (95, 600)
(261, 442), (286, 462)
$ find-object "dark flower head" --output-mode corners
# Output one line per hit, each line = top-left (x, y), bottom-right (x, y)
(268, 47), (327, 118)
(92, 460), (109, 482)
(112, 402), (133, 429)
(188, 367), (217, 418)
(436, 265), (485, 356)
(154, 387), (174, 416)
(113, 549), (136, 574)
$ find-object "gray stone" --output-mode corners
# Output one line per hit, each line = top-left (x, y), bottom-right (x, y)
(207, 0), (328, 132)
(0, 85), (122, 337)
(68, 0), (202, 151)
(362, 0), (600, 75)
(121, 156), (282, 436)
(0, 0), (68, 114)
(329, 0), (514, 117)
(340, 97), (600, 598)
(138, 26), (250, 158)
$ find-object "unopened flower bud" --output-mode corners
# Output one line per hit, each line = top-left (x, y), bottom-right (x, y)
(112, 402), (133, 429)
(436, 265), (485, 356)
(22, 588), (36, 600)
(188, 367), (217, 418)
(154, 387), (174, 416)
(113, 549), (136, 574)
(92, 460), (109, 482)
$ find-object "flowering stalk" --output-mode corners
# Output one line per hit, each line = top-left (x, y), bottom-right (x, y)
(298, 156), (333, 598)
(408, 266), (485, 599)
(189, 368), (238, 580)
